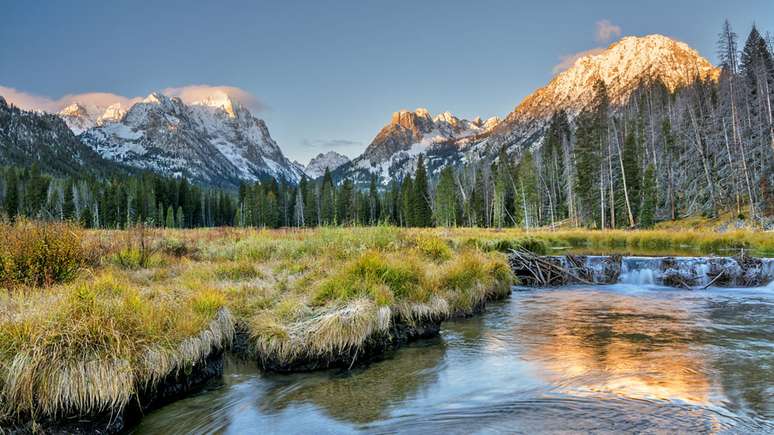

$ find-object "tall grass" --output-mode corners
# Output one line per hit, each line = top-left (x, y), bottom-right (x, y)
(4, 222), (768, 425)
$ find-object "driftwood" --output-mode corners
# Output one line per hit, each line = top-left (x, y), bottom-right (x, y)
(509, 249), (595, 286)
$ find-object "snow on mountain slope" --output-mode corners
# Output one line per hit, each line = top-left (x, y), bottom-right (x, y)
(58, 102), (128, 135)
(80, 91), (304, 188)
(304, 151), (350, 178)
(337, 108), (498, 184)
(338, 34), (719, 184)
(482, 34), (720, 153)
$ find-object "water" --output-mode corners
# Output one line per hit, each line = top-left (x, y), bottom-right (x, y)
(134, 284), (774, 434)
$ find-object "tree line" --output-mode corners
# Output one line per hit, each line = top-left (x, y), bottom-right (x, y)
(1, 21), (771, 230)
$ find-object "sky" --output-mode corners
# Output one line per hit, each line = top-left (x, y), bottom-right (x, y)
(1, 0), (772, 164)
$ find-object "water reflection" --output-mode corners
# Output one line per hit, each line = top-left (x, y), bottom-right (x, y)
(135, 285), (774, 434)
(260, 338), (446, 423)
(513, 289), (711, 405)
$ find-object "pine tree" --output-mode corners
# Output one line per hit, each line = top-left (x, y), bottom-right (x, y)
(574, 80), (608, 227)
(400, 176), (413, 226)
(4, 170), (19, 221)
(165, 206), (175, 228)
(368, 175), (380, 224)
(176, 206), (184, 228)
(621, 127), (642, 224)
(514, 151), (539, 228)
(412, 154), (433, 227)
(336, 178), (354, 225)
(639, 164), (657, 228)
(320, 168), (335, 225)
(434, 166), (458, 226)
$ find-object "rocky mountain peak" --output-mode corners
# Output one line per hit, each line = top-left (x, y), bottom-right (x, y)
(59, 103), (89, 117)
(390, 108), (434, 132)
(486, 33), (719, 152)
(192, 91), (242, 118)
(79, 91), (303, 188)
(304, 151), (350, 178)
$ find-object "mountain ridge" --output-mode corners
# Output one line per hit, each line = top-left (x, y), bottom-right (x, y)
(335, 34), (719, 184)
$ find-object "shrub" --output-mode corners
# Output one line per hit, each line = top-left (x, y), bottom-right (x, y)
(414, 236), (452, 261)
(112, 225), (161, 269)
(0, 220), (85, 288)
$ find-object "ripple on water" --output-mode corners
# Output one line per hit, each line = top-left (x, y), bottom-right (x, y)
(134, 285), (774, 434)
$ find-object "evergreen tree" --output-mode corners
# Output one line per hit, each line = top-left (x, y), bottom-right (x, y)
(368, 175), (380, 224)
(4, 169), (19, 220)
(320, 168), (335, 225)
(639, 164), (657, 228)
(176, 206), (184, 228)
(165, 206), (175, 228)
(412, 154), (433, 227)
(574, 80), (608, 227)
(400, 176), (413, 226)
(621, 127), (642, 224)
(434, 166), (458, 226)
(514, 151), (539, 228)
(336, 178), (354, 225)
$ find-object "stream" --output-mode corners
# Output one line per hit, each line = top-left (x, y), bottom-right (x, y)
(134, 281), (774, 434)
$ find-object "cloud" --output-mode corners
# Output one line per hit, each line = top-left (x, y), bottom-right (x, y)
(161, 85), (267, 112)
(595, 19), (621, 43)
(0, 84), (266, 113)
(552, 47), (605, 73)
(302, 138), (360, 151)
(551, 20), (622, 74)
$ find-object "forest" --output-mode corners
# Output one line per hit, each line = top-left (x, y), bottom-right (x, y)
(1, 22), (772, 230)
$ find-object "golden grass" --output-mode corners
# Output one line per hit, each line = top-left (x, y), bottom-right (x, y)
(2, 221), (770, 424)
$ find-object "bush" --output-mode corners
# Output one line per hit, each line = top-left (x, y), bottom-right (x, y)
(0, 220), (86, 288)
(113, 225), (161, 269)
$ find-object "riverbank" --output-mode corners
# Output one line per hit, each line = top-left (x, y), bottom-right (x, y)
(1, 222), (771, 431)
(0, 224), (513, 431)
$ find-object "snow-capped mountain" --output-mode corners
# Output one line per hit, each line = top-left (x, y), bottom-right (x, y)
(80, 92), (304, 188)
(58, 103), (127, 135)
(0, 96), (125, 176)
(481, 34), (719, 154)
(304, 151), (350, 178)
(337, 34), (718, 185)
(335, 108), (499, 184)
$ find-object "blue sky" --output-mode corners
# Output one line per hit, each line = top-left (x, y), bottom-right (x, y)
(1, 0), (772, 163)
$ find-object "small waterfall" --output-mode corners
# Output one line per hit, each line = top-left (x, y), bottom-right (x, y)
(512, 253), (774, 288)
(619, 257), (661, 285)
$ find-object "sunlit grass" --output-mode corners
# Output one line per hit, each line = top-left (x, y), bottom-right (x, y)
(1, 220), (769, 425)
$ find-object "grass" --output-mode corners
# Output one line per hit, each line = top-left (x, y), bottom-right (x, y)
(0, 220), (770, 425)
(0, 224), (514, 425)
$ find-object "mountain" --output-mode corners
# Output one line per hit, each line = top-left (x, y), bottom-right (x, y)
(58, 102), (128, 135)
(80, 92), (304, 188)
(304, 151), (350, 178)
(0, 96), (124, 175)
(338, 34), (718, 184)
(335, 108), (499, 183)
(480, 34), (720, 154)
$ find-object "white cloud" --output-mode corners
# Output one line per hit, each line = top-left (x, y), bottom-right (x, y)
(0, 84), (266, 114)
(552, 19), (622, 74)
(552, 47), (605, 74)
(595, 19), (621, 43)
(162, 85), (267, 112)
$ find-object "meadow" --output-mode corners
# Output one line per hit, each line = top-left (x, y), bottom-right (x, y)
(0, 220), (771, 428)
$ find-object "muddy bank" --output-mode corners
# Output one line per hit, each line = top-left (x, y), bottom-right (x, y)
(235, 318), (441, 373)
(509, 252), (774, 288)
(5, 349), (225, 434)
(236, 291), (510, 373)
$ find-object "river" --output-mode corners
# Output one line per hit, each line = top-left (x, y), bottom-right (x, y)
(134, 282), (774, 434)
